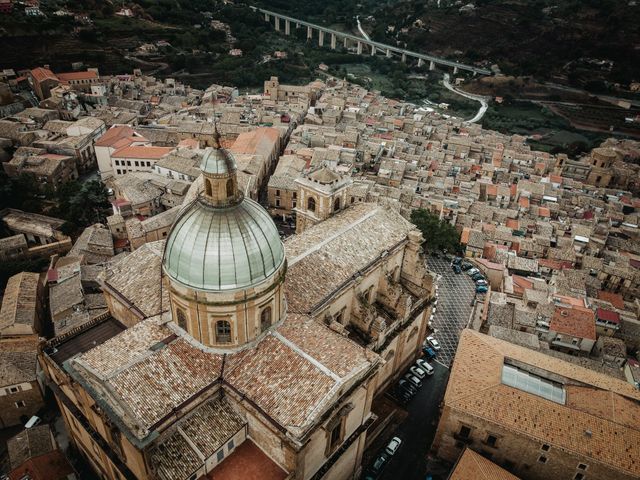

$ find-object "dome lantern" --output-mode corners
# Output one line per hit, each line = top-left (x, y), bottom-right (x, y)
(199, 132), (243, 208)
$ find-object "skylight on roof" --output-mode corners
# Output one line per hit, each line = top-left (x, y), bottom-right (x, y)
(501, 364), (566, 404)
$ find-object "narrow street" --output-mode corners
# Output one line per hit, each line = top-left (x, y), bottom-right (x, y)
(377, 362), (449, 480)
(362, 255), (477, 479)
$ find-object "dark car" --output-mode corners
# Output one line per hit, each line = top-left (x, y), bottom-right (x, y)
(453, 257), (462, 265)
(461, 262), (473, 271)
(398, 379), (417, 396)
(471, 273), (485, 281)
(452, 264), (462, 274)
(422, 346), (437, 359)
(370, 453), (389, 476)
(476, 285), (489, 294)
(396, 389), (412, 403)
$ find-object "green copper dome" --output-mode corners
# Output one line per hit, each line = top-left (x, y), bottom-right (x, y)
(200, 146), (236, 175)
(163, 197), (285, 292)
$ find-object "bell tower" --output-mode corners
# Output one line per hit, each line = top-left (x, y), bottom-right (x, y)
(294, 166), (351, 233)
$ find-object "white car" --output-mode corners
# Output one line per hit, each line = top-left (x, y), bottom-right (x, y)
(410, 365), (427, 379)
(467, 268), (479, 276)
(385, 437), (402, 456)
(476, 279), (488, 286)
(416, 358), (434, 375)
(426, 336), (441, 351)
(405, 373), (422, 388)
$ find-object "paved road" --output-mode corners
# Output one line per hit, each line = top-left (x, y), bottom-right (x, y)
(356, 16), (371, 41)
(377, 362), (450, 480)
(443, 74), (489, 124)
(426, 255), (476, 367)
(363, 258), (476, 480)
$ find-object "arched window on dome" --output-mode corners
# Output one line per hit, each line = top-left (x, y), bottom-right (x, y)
(226, 178), (234, 197)
(307, 196), (316, 212)
(333, 197), (341, 212)
(176, 308), (188, 330)
(216, 320), (231, 343)
(205, 179), (212, 197)
(260, 306), (272, 332)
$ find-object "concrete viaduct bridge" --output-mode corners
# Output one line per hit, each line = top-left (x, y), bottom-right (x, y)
(252, 7), (492, 76)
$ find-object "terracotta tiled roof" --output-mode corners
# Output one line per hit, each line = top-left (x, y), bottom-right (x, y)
(229, 127), (279, 158)
(111, 145), (173, 159)
(0, 272), (39, 335)
(550, 307), (596, 340)
(30, 67), (57, 83)
(8, 450), (74, 480)
(450, 448), (520, 480)
(56, 70), (98, 82)
(206, 440), (287, 480)
(445, 330), (640, 478)
(94, 125), (144, 147)
(597, 291), (625, 310)
(70, 312), (377, 442)
(284, 204), (413, 313)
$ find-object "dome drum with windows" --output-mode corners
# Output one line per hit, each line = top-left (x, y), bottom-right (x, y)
(163, 144), (286, 350)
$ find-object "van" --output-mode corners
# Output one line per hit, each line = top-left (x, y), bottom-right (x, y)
(25, 416), (41, 428)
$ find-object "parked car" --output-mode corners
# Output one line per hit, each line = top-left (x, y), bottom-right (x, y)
(453, 257), (462, 265)
(422, 346), (437, 359)
(405, 373), (422, 388)
(426, 336), (441, 351)
(476, 279), (488, 286)
(452, 264), (462, 274)
(396, 389), (412, 403)
(471, 273), (484, 281)
(385, 437), (403, 456)
(467, 268), (480, 276)
(461, 262), (473, 271)
(416, 358), (434, 375)
(410, 365), (427, 379)
(25, 416), (41, 429)
(476, 285), (489, 294)
(398, 379), (417, 396)
(370, 452), (389, 475)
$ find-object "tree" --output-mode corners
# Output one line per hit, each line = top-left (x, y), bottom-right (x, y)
(53, 180), (110, 233)
(0, 173), (45, 213)
(410, 208), (461, 254)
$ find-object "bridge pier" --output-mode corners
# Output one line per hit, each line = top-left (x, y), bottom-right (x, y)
(307, 26), (312, 40)
(429, 61), (435, 71)
(274, 17), (280, 31)
(417, 58), (424, 67)
(453, 66), (459, 75)
(319, 30), (325, 47)
(285, 20), (290, 35)
(371, 45), (376, 56)
(331, 33), (336, 50)
(386, 49), (392, 58)
(264, 13), (269, 21)
(343, 37), (348, 49)
(401, 53), (406, 62)
(296, 22), (300, 29)
(357, 42), (363, 54)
